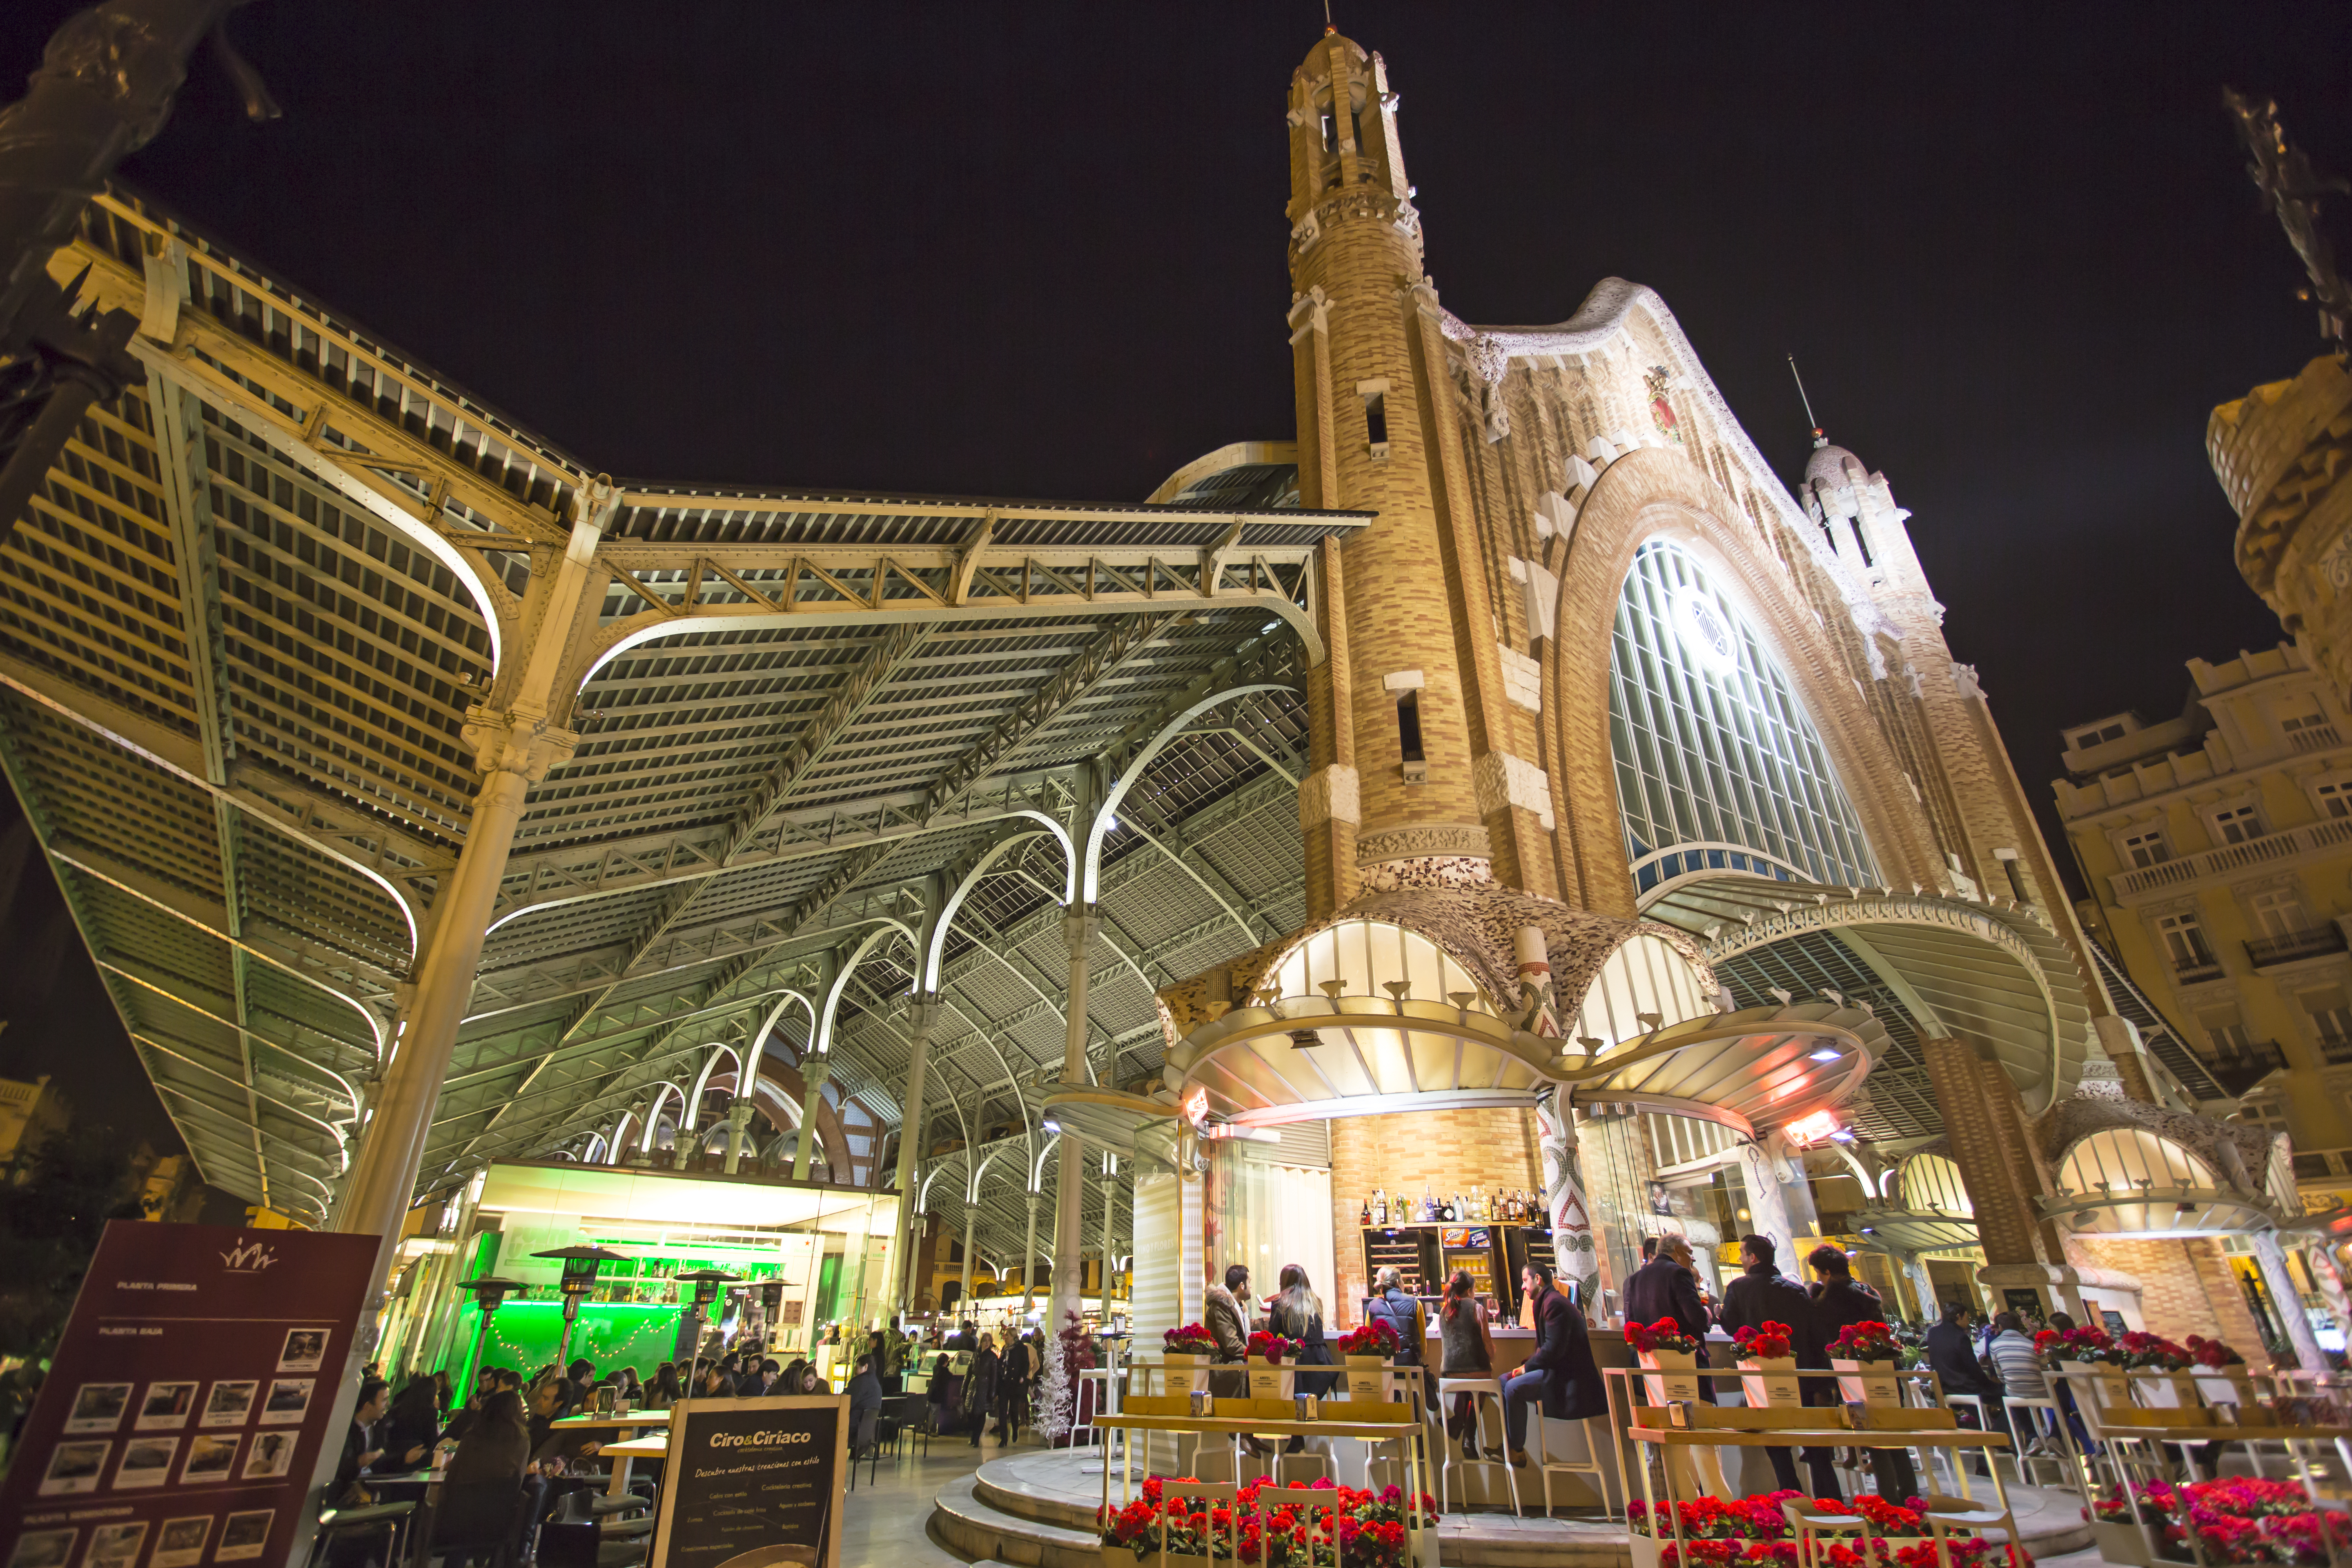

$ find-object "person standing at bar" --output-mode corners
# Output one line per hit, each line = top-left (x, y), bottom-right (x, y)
(1807, 1244), (1918, 1503)
(1625, 1234), (1711, 1387)
(1718, 1234), (1833, 1497)
(1204, 1264), (1255, 1400)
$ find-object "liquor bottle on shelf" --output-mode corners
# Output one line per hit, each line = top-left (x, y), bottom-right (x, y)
(1473, 1186), (1486, 1221)
(1374, 1186), (1388, 1226)
(1439, 1192), (1457, 1222)
(1361, 1198), (1372, 1227)
(1421, 1184), (1434, 1223)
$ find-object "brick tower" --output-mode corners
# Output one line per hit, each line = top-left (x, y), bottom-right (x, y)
(1285, 31), (1541, 915)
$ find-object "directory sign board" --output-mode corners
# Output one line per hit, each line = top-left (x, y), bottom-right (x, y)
(0, 1223), (379, 1568)
(650, 1394), (847, 1568)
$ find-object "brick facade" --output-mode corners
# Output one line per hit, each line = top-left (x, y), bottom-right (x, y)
(2073, 1234), (2266, 1351)
(1325, 1107), (1543, 1328)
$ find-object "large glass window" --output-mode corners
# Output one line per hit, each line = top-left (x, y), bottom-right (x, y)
(1609, 543), (1880, 894)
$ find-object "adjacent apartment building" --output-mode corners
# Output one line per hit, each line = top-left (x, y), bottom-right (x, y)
(2056, 642), (2352, 1187)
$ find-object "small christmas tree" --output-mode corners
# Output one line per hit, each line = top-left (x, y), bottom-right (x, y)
(1037, 1309), (1094, 1445)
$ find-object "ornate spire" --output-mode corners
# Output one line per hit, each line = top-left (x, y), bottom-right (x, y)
(2225, 87), (2352, 351)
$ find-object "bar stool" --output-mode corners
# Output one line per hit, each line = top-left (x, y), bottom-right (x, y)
(1436, 1375), (1521, 1516)
(1074, 1368), (1110, 1448)
(1941, 1395), (2004, 1490)
(2004, 1393), (2096, 1486)
(1530, 1412), (1621, 1518)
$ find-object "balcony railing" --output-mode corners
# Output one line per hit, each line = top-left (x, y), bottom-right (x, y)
(2292, 724), (2343, 753)
(2172, 956), (2226, 985)
(2112, 815), (2352, 903)
(2202, 1040), (2290, 1097)
(2246, 926), (2351, 969)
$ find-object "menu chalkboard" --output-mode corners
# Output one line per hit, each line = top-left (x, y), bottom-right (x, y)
(0, 1222), (379, 1568)
(651, 1394), (846, 1568)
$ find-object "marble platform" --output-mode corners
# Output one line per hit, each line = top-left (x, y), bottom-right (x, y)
(930, 1446), (2097, 1567)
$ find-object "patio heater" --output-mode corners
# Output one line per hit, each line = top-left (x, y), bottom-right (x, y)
(673, 1268), (741, 1364)
(451, 1276), (527, 1403)
(532, 1245), (632, 1371)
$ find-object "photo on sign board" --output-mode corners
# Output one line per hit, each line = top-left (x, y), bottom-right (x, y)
(3, 1530), (73, 1568)
(113, 1436), (178, 1489)
(136, 1381), (197, 1430)
(36, 1440), (109, 1495)
(199, 1380), (257, 1427)
(258, 1378), (314, 1425)
(62, 1382), (132, 1434)
(215, 1509), (274, 1561)
(179, 1433), (240, 1484)
(151, 1517), (212, 1568)
(85, 1521), (148, 1568)
(241, 1429), (296, 1480)
(277, 1328), (329, 1372)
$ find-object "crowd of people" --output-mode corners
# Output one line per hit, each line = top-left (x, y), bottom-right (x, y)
(325, 1343), (898, 1564)
(918, 1321), (1043, 1446)
(1203, 1256), (1608, 1472)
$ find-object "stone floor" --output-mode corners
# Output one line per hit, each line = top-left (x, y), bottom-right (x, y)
(838, 1428), (1000, 1566)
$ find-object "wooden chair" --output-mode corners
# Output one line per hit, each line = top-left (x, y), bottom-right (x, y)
(1780, 1495), (1882, 1568)
(1919, 1492), (2021, 1568)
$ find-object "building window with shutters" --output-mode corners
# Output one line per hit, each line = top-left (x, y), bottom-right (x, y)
(2316, 779), (2352, 819)
(2120, 827), (2171, 869)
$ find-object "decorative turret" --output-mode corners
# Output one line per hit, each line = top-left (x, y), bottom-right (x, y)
(1798, 438), (1934, 615)
(1285, 33), (1540, 909)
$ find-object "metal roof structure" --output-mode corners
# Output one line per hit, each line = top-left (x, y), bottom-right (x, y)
(0, 189), (1366, 1281)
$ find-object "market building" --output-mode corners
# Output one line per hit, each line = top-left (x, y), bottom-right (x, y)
(0, 25), (2328, 1378)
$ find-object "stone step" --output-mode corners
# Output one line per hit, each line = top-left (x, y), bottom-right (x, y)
(931, 1472), (1104, 1568)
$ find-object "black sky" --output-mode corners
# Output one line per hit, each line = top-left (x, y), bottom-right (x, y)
(4, 2), (2351, 1152)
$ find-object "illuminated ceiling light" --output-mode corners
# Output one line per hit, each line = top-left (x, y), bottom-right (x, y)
(1809, 1047), (1842, 1062)
(1041, 1118), (1060, 1134)
(1785, 1110), (1840, 1146)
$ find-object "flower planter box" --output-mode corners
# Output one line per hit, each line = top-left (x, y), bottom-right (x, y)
(2133, 1371), (2197, 1410)
(1737, 1356), (1799, 1408)
(2192, 1370), (2257, 1408)
(1249, 1362), (1294, 1401)
(1833, 1357), (1899, 1407)
(1344, 1354), (1390, 1402)
(1639, 1348), (1702, 1407)
(2090, 1519), (2154, 1566)
(2060, 1359), (2133, 1407)
(1162, 1353), (1208, 1398)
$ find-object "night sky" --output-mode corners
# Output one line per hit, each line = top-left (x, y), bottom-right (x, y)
(3, 3), (2350, 1162)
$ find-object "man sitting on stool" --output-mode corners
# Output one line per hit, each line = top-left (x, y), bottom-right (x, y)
(1502, 1262), (1604, 1469)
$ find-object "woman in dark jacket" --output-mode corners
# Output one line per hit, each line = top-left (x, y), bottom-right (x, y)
(997, 1332), (1031, 1441)
(445, 1389), (532, 1486)
(1269, 1263), (1339, 1398)
(381, 1376), (443, 1470)
(967, 1334), (1002, 1446)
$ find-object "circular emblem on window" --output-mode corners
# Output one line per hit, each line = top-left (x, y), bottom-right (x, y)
(1671, 585), (1740, 677)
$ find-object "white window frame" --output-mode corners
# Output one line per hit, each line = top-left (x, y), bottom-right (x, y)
(2115, 824), (2171, 870)
(2208, 801), (2267, 847)
(2311, 776), (2352, 821)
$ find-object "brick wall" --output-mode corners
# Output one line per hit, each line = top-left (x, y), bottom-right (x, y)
(2071, 1234), (2266, 1352)
(1326, 1107), (1543, 1327)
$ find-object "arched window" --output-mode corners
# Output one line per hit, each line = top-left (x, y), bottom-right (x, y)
(1900, 1153), (1973, 1217)
(2054, 1129), (2214, 1195)
(1273, 920), (1494, 1011)
(1610, 542), (1879, 894)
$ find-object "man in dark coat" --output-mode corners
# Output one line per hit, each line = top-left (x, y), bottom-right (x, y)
(1807, 1244), (1918, 1503)
(1624, 1233), (1713, 1395)
(1503, 1262), (1604, 1466)
(1717, 1233), (1835, 1496)
(1926, 1301), (2001, 1475)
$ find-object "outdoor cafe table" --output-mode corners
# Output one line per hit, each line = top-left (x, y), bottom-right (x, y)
(1093, 1405), (1434, 1561)
(550, 1414), (673, 1498)
(601, 1432), (671, 1502)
